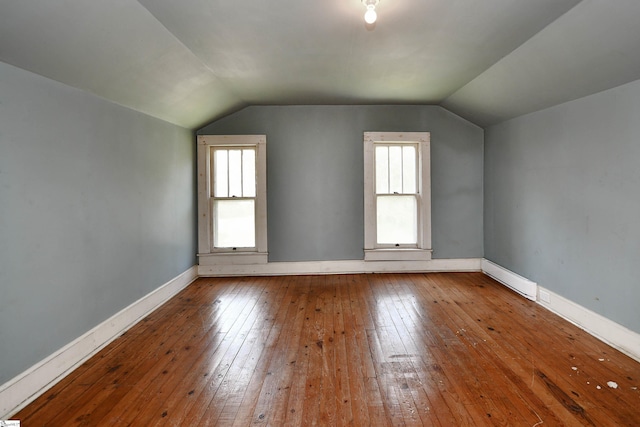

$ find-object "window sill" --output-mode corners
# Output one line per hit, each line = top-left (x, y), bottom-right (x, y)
(364, 249), (432, 262)
(198, 252), (268, 266)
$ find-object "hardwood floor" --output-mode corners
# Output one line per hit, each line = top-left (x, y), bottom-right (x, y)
(14, 273), (640, 426)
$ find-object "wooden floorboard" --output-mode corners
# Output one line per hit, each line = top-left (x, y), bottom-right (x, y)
(14, 272), (640, 426)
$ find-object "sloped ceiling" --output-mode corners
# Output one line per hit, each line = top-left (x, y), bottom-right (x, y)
(1, 0), (640, 129)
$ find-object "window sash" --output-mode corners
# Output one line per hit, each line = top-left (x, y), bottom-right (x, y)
(375, 144), (417, 195)
(375, 194), (418, 246)
(210, 146), (258, 250)
(374, 143), (419, 246)
(212, 198), (256, 249)
(211, 147), (256, 198)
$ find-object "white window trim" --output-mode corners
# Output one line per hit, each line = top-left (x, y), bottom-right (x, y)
(364, 132), (432, 262)
(197, 135), (268, 265)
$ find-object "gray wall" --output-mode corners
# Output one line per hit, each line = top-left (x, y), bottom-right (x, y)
(199, 105), (484, 262)
(485, 79), (640, 334)
(0, 61), (197, 384)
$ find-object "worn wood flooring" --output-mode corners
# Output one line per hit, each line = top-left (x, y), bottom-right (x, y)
(14, 273), (640, 426)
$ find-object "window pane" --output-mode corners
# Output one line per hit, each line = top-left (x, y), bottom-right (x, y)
(213, 199), (255, 248)
(376, 195), (417, 244)
(213, 149), (228, 197)
(228, 149), (242, 197)
(375, 146), (388, 194)
(402, 145), (416, 194)
(242, 149), (256, 197)
(388, 146), (403, 194)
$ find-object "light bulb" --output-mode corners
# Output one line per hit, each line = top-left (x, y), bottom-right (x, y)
(364, 5), (377, 24)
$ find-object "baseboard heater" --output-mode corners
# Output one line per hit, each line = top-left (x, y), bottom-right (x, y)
(481, 259), (537, 301)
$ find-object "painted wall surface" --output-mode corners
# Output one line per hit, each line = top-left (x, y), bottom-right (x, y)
(485, 79), (640, 333)
(0, 61), (197, 384)
(199, 105), (484, 262)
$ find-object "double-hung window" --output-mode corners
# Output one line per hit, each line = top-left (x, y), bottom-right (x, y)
(364, 132), (431, 261)
(197, 135), (267, 265)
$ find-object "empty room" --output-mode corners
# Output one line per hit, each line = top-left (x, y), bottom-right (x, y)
(1, 1), (639, 425)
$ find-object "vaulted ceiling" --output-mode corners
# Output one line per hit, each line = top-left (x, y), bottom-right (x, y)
(2, 0), (640, 129)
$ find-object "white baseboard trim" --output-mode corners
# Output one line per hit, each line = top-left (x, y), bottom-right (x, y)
(537, 286), (640, 363)
(198, 258), (483, 277)
(481, 259), (537, 301)
(481, 260), (640, 363)
(0, 266), (198, 419)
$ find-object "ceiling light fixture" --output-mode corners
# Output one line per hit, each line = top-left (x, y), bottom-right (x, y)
(362, 0), (380, 24)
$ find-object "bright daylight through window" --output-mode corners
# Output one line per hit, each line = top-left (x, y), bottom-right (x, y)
(375, 144), (418, 245)
(212, 147), (256, 248)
